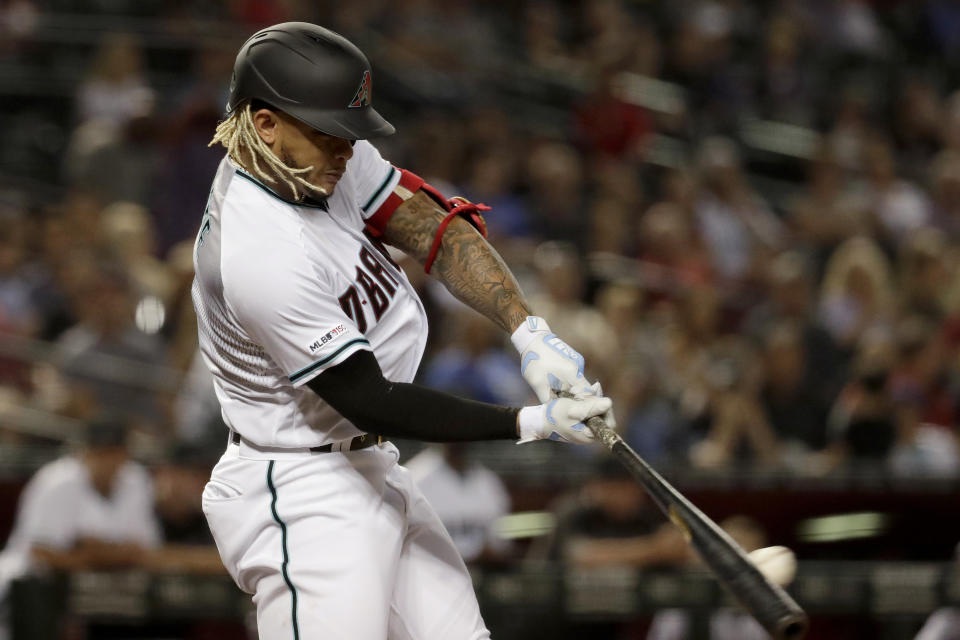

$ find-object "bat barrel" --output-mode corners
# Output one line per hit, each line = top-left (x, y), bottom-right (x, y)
(578, 411), (810, 640)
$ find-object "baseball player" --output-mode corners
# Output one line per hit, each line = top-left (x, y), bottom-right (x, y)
(193, 22), (612, 640)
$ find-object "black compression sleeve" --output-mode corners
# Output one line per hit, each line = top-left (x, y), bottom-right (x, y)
(306, 350), (520, 442)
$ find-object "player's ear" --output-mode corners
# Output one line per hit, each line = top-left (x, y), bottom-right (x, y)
(252, 108), (281, 146)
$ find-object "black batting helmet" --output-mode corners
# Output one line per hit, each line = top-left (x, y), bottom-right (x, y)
(226, 22), (395, 140)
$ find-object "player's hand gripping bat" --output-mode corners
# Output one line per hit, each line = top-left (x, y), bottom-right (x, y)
(565, 392), (809, 640)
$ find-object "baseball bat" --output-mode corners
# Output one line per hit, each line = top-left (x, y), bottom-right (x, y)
(572, 396), (809, 640)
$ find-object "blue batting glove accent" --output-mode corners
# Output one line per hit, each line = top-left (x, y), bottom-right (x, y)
(547, 431), (568, 442)
(541, 334), (585, 378)
(545, 398), (559, 426)
(571, 421), (586, 432)
(521, 351), (540, 375)
(548, 373), (563, 391)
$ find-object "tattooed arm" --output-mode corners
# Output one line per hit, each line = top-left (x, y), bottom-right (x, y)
(382, 189), (531, 333)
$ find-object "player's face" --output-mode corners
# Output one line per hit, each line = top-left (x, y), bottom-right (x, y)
(275, 112), (355, 197)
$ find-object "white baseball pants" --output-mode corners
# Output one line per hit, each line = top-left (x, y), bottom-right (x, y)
(202, 440), (491, 640)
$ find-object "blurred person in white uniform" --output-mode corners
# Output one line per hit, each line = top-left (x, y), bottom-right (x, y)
(406, 444), (511, 564)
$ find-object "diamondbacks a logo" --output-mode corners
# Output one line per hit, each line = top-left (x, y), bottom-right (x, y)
(348, 70), (372, 108)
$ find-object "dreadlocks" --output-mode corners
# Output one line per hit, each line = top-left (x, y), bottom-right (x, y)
(209, 102), (323, 201)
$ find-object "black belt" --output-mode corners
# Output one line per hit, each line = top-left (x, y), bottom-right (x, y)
(230, 431), (383, 453)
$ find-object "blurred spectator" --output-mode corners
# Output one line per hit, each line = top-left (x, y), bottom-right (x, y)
(818, 235), (895, 353)
(99, 201), (173, 300)
(525, 143), (588, 248)
(65, 112), (162, 206)
(55, 262), (165, 428)
(758, 321), (832, 458)
(461, 148), (533, 241)
(894, 77), (943, 179)
(611, 362), (687, 465)
(826, 84), (874, 172)
(423, 309), (531, 407)
(753, 12), (812, 125)
(150, 46), (234, 254)
(851, 135), (931, 248)
(172, 350), (224, 451)
(147, 442), (225, 574)
(635, 201), (712, 302)
(0, 416), (160, 608)
(528, 241), (619, 382)
(0, 207), (38, 339)
(802, 0), (887, 57)
(744, 252), (844, 453)
(688, 339), (780, 470)
(928, 151), (960, 236)
(530, 456), (687, 568)
(521, 1), (573, 73)
(886, 316), (960, 478)
(574, 69), (651, 160)
(896, 227), (954, 320)
(587, 195), (633, 255)
(693, 137), (785, 285)
(75, 32), (154, 128)
(406, 444), (511, 565)
(788, 146), (865, 267)
(822, 334), (898, 471)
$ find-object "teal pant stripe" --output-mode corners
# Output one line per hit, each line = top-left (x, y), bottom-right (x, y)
(267, 460), (300, 640)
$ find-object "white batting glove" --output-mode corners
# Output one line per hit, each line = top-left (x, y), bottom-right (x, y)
(512, 316), (593, 403)
(516, 395), (612, 444)
(585, 381), (616, 431)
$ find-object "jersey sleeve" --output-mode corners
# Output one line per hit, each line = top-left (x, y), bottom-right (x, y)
(350, 140), (401, 227)
(225, 240), (372, 388)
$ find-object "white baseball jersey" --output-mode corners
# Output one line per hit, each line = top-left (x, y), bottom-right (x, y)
(192, 141), (428, 448)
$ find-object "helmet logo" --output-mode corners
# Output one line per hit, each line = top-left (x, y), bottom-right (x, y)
(348, 70), (372, 108)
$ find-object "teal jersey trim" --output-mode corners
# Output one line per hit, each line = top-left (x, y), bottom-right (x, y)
(235, 169), (329, 211)
(361, 167), (398, 213)
(288, 338), (370, 383)
(267, 461), (300, 640)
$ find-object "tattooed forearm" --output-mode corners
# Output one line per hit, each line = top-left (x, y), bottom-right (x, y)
(383, 191), (532, 333)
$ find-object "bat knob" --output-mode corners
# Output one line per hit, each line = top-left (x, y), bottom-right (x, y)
(776, 612), (809, 640)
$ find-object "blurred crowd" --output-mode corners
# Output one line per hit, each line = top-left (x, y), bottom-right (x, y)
(1, 1), (960, 638)
(2, 0), (960, 488)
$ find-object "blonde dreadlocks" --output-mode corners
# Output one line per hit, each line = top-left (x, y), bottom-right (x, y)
(209, 102), (324, 201)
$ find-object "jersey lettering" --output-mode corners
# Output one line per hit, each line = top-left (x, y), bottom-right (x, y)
(339, 247), (399, 330)
(356, 266), (389, 320)
(359, 247), (398, 297)
(338, 286), (367, 333)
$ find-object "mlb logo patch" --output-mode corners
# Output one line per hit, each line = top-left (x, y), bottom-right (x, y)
(308, 324), (349, 353)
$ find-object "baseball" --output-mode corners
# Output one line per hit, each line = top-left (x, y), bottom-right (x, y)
(747, 546), (797, 586)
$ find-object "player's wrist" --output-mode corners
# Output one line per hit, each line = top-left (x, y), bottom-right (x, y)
(511, 316), (550, 353)
(516, 405), (543, 443)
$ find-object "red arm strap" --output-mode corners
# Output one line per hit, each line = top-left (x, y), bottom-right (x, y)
(423, 198), (490, 274)
(365, 168), (424, 237)
(364, 168), (490, 273)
